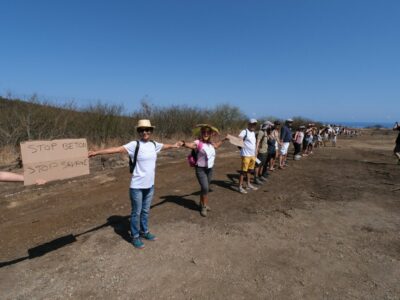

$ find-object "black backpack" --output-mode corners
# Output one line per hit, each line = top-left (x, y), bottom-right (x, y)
(129, 140), (156, 173)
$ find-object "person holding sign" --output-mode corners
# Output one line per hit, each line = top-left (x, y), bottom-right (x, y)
(88, 119), (181, 249)
(180, 124), (228, 217)
(0, 171), (46, 185)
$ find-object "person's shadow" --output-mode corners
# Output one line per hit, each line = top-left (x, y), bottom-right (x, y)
(107, 215), (131, 243)
(211, 173), (240, 191)
(106, 192), (202, 244)
(0, 182), (237, 268)
(152, 193), (200, 211)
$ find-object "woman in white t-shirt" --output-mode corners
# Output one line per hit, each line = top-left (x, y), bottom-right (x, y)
(88, 119), (180, 249)
(181, 124), (228, 217)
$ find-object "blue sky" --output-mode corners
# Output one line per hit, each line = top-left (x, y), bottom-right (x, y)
(1, 0), (399, 122)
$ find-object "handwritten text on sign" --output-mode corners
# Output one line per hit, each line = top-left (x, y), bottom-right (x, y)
(20, 139), (90, 185)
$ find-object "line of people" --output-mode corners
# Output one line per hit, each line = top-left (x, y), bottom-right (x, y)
(1, 118), (392, 251)
(235, 119), (343, 194)
(0, 118), (338, 250)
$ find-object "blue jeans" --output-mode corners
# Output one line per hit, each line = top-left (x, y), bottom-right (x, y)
(129, 186), (154, 239)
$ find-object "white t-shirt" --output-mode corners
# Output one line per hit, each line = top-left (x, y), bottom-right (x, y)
(239, 129), (256, 157)
(123, 140), (164, 189)
(194, 140), (216, 168)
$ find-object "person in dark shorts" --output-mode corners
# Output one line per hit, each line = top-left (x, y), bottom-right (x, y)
(393, 122), (400, 164)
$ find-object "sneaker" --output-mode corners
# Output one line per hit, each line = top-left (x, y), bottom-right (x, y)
(239, 186), (248, 194)
(247, 183), (258, 190)
(141, 232), (157, 241)
(132, 237), (145, 249)
(254, 178), (263, 185)
(200, 205), (207, 217)
(206, 205), (211, 211)
(259, 176), (267, 182)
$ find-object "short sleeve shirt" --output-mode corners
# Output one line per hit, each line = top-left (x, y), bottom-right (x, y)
(123, 140), (163, 189)
(257, 130), (268, 154)
(194, 140), (216, 168)
(239, 129), (256, 157)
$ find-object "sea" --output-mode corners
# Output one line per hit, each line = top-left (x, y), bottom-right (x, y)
(324, 121), (395, 129)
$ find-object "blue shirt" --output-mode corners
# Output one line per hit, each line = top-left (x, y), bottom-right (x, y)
(280, 126), (292, 143)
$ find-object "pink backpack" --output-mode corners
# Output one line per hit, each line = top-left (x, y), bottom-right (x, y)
(187, 141), (203, 167)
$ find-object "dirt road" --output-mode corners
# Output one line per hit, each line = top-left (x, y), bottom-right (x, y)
(1, 131), (399, 299)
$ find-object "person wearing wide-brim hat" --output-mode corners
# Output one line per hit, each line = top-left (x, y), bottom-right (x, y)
(180, 124), (228, 217)
(88, 119), (181, 249)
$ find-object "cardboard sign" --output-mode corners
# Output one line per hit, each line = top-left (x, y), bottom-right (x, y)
(20, 139), (89, 185)
(227, 134), (244, 148)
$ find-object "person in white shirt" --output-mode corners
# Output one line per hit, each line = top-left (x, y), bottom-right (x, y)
(88, 119), (181, 249)
(181, 124), (228, 217)
(237, 119), (259, 194)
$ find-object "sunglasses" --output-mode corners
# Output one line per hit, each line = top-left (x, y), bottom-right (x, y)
(138, 128), (153, 133)
(201, 130), (212, 135)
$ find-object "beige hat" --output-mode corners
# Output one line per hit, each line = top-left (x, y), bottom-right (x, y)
(136, 119), (155, 129)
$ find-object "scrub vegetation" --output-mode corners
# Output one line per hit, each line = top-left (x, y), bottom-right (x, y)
(0, 95), (316, 164)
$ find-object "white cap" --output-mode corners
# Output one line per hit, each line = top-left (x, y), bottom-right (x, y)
(263, 120), (274, 126)
(286, 118), (293, 122)
(248, 118), (258, 124)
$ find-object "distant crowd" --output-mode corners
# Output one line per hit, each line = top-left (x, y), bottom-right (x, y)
(230, 119), (349, 194)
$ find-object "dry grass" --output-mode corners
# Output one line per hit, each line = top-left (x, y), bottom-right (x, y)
(0, 145), (20, 166)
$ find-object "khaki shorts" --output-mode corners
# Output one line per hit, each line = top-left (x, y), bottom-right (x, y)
(241, 156), (256, 172)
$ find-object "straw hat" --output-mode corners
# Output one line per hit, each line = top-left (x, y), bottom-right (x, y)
(192, 124), (220, 136)
(136, 119), (155, 129)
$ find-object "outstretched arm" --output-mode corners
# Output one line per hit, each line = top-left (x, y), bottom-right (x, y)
(213, 136), (229, 149)
(161, 142), (181, 150)
(0, 171), (24, 182)
(88, 146), (127, 157)
(180, 141), (197, 150)
(0, 171), (46, 185)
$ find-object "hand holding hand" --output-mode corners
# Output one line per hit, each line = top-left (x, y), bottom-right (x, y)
(174, 141), (184, 148)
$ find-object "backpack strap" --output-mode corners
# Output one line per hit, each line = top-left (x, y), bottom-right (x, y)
(243, 129), (248, 142)
(129, 140), (157, 173)
(129, 140), (140, 174)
